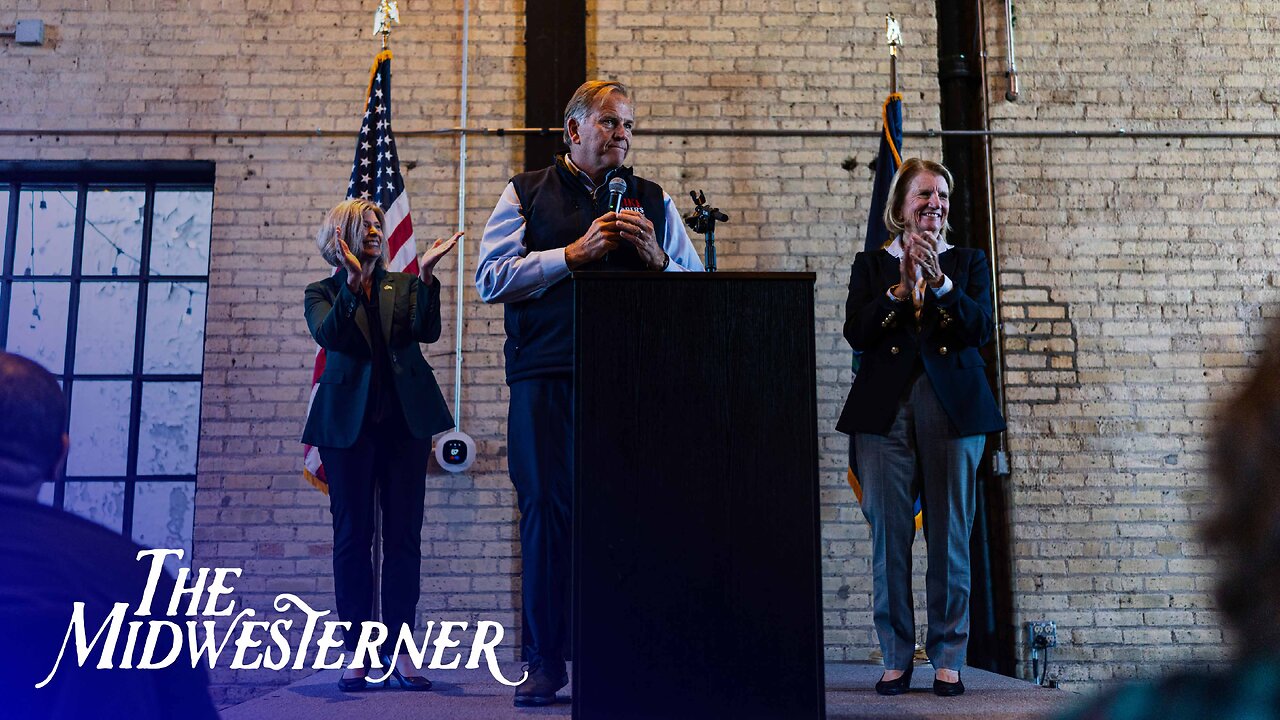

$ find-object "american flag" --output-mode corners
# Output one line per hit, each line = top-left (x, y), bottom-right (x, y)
(304, 49), (419, 494)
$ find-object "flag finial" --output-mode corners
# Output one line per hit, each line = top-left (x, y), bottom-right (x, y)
(885, 13), (902, 94)
(885, 13), (902, 54)
(374, 0), (400, 48)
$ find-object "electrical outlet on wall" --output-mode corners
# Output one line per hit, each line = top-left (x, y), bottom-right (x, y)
(1026, 620), (1057, 648)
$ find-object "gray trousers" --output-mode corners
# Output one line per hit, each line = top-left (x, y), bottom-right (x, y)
(856, 372), (985, 672)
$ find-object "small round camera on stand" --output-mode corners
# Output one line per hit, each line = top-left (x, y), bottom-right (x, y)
(434, 430), (476, 473)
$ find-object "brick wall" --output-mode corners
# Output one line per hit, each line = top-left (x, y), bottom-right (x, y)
(1, 0), (1271, 706)
(984, 0), (1280, 685)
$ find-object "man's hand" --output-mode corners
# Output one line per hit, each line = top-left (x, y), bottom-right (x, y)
(565, 213), (622, 270)
(615, 211), (666, 270)
(419, 231), (463, 283)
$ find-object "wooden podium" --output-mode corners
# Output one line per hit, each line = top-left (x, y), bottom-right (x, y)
(572, 272), (824, 720)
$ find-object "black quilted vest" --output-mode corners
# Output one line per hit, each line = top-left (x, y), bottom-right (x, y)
(503, 156), (667, 382)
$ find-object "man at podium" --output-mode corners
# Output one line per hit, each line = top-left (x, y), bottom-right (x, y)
(476, 79), (703, 706)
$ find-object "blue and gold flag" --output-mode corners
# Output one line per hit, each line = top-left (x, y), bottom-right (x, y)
(848, 92), (921, 530)
(864, 93), (902, 254)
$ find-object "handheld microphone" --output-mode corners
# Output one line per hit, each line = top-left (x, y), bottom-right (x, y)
(607, 177), (627, 214)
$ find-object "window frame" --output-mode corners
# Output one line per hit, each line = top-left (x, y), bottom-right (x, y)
(0, 161), (215, 542)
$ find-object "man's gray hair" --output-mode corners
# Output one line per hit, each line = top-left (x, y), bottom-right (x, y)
(563, 80), (631, 145)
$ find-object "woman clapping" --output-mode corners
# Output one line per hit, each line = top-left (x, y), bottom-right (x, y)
(837, 159), (1005, 697)
(302, 199), (460, 691)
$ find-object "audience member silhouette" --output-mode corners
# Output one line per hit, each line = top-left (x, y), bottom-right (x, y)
(0, 351), (218, 719)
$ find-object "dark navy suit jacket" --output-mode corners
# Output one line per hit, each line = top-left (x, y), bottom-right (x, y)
(302, 266), (454, 448)
(836, 246), (1006, 437)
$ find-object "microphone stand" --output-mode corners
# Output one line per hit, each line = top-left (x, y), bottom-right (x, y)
(682, 190), (728, 272)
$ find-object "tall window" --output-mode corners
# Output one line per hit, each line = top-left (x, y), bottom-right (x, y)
(0, 162), (214, 567)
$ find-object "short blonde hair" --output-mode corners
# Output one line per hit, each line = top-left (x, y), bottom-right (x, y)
(315, 198), (386, 269)
(563, 80), (631, 145)
(883, 157), (955, 241)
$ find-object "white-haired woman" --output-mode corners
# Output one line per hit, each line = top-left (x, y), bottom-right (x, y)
(837, 158), (1005, 697)
(302, 198), (460, 691)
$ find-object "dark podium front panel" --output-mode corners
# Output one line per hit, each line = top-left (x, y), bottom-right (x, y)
(573, 272), (823, 720)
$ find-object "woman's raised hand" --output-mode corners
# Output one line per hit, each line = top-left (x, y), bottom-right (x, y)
(419, 232), (463, 282)
(336, 232), (368, 293)
(894, 235), (917, 301)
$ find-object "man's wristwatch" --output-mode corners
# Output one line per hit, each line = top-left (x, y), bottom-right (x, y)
(658, 252), (670, 271)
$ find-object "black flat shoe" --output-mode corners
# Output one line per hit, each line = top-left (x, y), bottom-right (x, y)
(875, 666), (913, 696)
(933, 677), (964, 696)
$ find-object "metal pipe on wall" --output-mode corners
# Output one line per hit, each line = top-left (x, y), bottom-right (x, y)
(1004, 0), (1019, 101)
(978, 0), (1010, 475)
(453, 0), (470, 427)
(934, 0), (1020, 676)
(10, 127), (1280, 139)
(975, 0), (1018, 679)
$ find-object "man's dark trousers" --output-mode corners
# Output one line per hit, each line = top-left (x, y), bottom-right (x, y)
(509, 377), (573, 670)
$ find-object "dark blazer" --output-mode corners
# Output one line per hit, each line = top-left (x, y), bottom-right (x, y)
(302, 267), (454, 448)
(836, 246), (1006, 437)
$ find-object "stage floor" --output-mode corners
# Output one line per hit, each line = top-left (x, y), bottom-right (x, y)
(221, 661), (1075, 720)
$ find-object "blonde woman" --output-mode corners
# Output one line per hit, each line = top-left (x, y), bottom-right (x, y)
(302, 198), (460, 691)
(837, 159), (1005, 697)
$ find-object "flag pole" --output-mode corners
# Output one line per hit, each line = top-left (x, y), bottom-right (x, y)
(369, 0), (400, 633)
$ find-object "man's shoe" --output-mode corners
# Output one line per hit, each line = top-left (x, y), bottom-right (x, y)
(874, 666), (913, 696)
(933, 676), (964, 696)
(513, 663), (568, 707)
